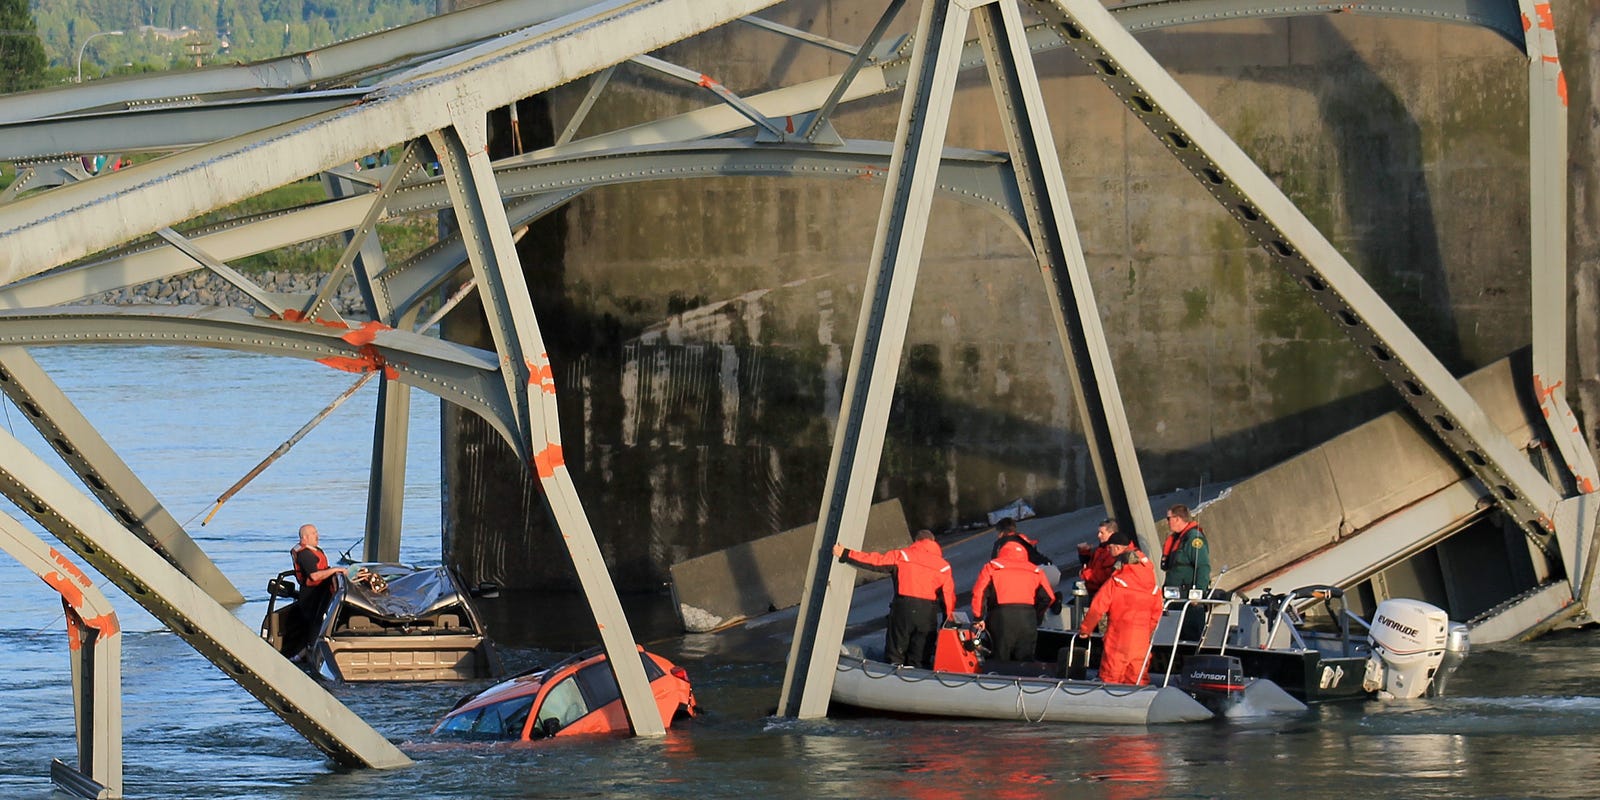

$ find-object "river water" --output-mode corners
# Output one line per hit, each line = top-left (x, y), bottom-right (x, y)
(1, 345), (1598, 799)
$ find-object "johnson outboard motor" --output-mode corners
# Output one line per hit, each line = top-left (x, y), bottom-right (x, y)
(1431, 621), (1471, 697)
(1176, 654), (1246, 715)
(1363, 598), (1469, 699)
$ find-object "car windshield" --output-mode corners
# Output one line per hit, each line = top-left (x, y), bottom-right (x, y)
(436, 694), (535, 740)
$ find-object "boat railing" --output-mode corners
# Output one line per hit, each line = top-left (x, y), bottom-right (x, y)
(1265, 585), (1366, 657)
(1062, 632), (1093, 678)
(1153, 594), (1236, 688)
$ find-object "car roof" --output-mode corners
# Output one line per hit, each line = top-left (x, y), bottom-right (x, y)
(448, 650), (610, 715)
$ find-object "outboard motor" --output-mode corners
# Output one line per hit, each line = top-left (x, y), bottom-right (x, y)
(1176, 654), (1246, 715)
(1430, 621), (1471, 697)
(1363, 598), (1459, 699)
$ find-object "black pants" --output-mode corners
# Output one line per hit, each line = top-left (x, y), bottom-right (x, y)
(886, 596), (940, 668)
(987, 604), (1040, 661)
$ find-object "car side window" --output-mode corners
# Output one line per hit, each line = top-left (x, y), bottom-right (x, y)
(575, 662), (622, 709)
(535, 676), (589, 733)
(639, 651), (666, 681)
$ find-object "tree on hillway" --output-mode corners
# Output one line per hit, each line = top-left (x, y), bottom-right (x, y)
(0, 0), (47, 93)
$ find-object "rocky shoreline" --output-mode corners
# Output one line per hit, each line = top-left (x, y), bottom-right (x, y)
(89, 270), (367, 315)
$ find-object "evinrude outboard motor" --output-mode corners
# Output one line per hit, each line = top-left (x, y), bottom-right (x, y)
(1430, 621), (1470, 697)
(1363, 598), (1467, 699)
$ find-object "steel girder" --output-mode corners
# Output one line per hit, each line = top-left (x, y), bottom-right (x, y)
(428, 119), (666, 735)
(528, 1), (1528, 161)
(0, 306), (520, 444)
(778, 0), (972, 721)
(0, 346), (243, 605)
(318, 161), (413, 562)
(0, 1), (1527, 160)
(1024, 0), (1571, 556)
(973, 0), (1157, 556)
(0, 0), (610, 124)
(1515, 2), (1600, 615)
(0, 142), (1022, 321)
(1512, 0), (1600, 615)
(0, 517), (122, 798)
(0, 426), (410, 769)
(0, 0), (789, 281)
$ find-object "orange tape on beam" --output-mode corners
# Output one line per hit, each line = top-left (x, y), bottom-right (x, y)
(43, 571), (85, 609)
(317, 345), (398, 380)
(1534, 3), (1554, 29)
(527, 356), (557, 394)
(533, 444), (564, 478)
(82, 612), (120, 638)
(276, 309), (349, 329)
(341, 320), (393, 347)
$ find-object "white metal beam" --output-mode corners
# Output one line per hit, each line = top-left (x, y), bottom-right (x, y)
(780, 0), (972, 720)
(0, 0), (787, 282)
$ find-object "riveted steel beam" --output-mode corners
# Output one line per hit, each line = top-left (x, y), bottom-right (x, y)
(313, 154), (416, 562)
(0, 0), (611, 125)
(0, 515), (122, 798)
(630, 55), (788, 140)
(0, 346), (243, 606)
(780, 0), (972, 720)
(1517, 0), (1597, 495)
(0, 143), (1021, 327)
(536, 0), (1527, 160)
(308, 147), (419, 324)
(0, 0), (1523, 161)
(974, 0), (1157, 554)
(0, 426), (410, 769)
(429, 120), (666, 736)
(152, 228), (286, 315)
(1024, 0), (1564, 556)
(0, 306), (518, 443)
(0, 0), (789, 282)
(0, 92), (366, 160)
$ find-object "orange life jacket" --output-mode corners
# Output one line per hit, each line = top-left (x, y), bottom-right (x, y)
(291, 543), (330, 587)
(1080, 545), (1118, 595)
(1162, 521), (1202, 564)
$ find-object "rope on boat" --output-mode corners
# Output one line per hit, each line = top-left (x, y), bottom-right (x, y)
(1017, 682), (1059, 723)
(843, 658), (1148, 698)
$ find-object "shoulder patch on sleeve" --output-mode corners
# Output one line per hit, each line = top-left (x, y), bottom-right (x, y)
(1192, 537), (1205, 549)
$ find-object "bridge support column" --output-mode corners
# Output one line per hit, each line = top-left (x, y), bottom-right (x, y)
(428, 117), (665, 735)
(779, 0), (971, 720)
(973, 0), (1156, 553)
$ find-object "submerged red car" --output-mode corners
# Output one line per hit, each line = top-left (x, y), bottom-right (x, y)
(433, 647), (697, 740)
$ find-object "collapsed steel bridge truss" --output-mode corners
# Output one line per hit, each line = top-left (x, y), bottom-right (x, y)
(0, 0), (1592, 791)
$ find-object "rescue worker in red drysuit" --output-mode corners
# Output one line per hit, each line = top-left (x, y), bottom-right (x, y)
(289, 523), (346, 655)
(972, 541), (1058, 661)
(833, 529), (957, 669)
(1076, 519), (1125, 596)
(990, 516), (1052, 567)
(1078, 530), (1163, 685)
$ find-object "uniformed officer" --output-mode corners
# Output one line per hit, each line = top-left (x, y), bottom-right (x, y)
(1160, 504), (1210, 592)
